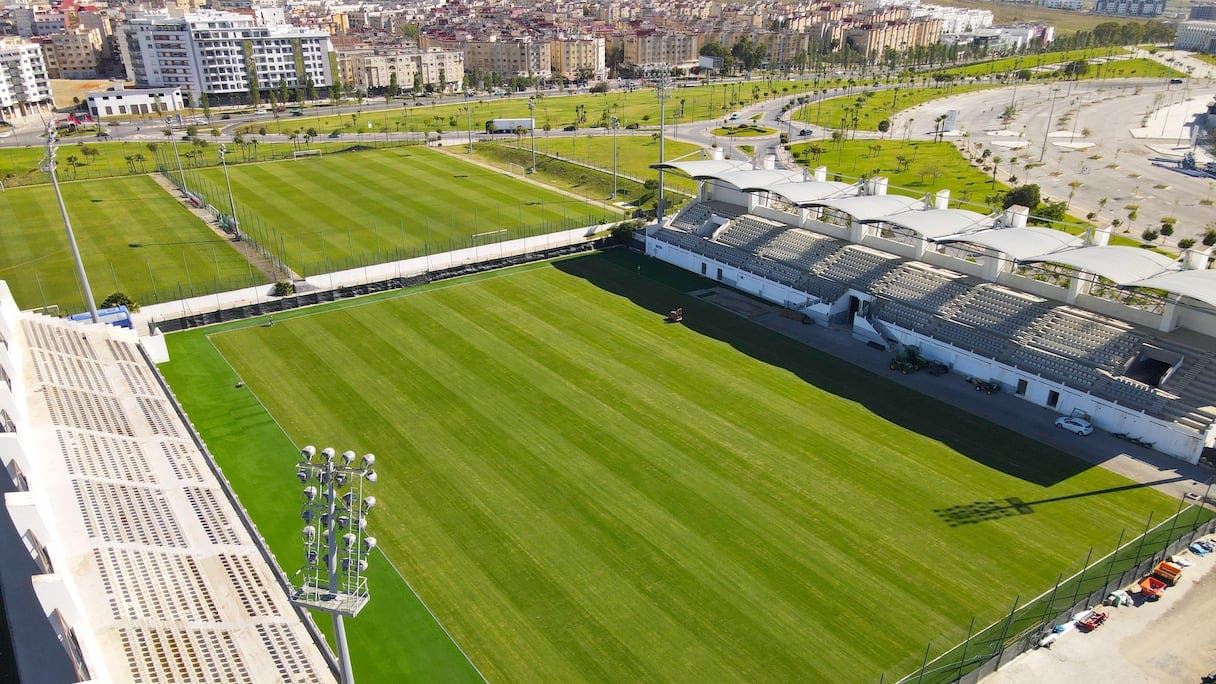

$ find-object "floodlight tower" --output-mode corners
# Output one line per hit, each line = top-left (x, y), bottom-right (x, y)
(655, 72), (672, 226)
(292, 446), (379, 684)
(44, 123), (99, 322)
(217, 144), (239, 234)
(527, 96), (537, 174)
(609, 115), (619, 199)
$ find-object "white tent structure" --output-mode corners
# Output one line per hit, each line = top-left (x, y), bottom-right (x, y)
(934, 226), (1084, 259)
(1020, 246), (1180, 285)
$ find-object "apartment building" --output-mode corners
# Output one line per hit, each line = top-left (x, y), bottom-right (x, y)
(1093, 0), (1166, 17)
(1175, 20), (1216, 53)
(550, 36), (605, 80)
(423, 34), (550, 78)
(11, 7), (69, 38)
(121, 10), (334, 102)
(42, 28), (105, 79)
(620, 30), (702, 70)
(0, 38), (52, 120)
(845, 16), (942, 57)
(338, 47), (464, 92)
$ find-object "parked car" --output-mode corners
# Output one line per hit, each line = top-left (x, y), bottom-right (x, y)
(1169, 78), (1184, 84)
(799, 128), (812, 136)
(1055, 416), (1094, 436)
(562, 124), (577, 131)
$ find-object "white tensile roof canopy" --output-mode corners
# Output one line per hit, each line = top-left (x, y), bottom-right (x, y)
(805, 194), (925, 221)
(652, 159), (752, 179)
(1130, 269), (1216, 308)
(874, 208), (997, 240)
(934, 226), (1085, 260)
(1020, 245), (1180, 285)
(760, 180), (859, 205)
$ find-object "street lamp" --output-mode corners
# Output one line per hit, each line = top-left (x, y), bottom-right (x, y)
(217, 144), (239, 235)
(465, 105), (473, 154)
(292, 446), (379, 684)
(527, 96), (536, 174)
(43, 123), (99, 323)
(609, 115), (619, 200)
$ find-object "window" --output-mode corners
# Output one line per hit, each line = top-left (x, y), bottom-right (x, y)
(0, 410), (14, 433)
(1015, 379), (1027, 396)
(1047, 390), (1060, 408)
(700, 262), (707, 275)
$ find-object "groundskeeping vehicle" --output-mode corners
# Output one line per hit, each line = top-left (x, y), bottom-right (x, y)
(1055, 416), (1094, 436)
(485, 118), (535, 134)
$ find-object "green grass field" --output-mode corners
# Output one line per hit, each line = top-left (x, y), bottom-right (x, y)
(240, 80), (818, 138)
(161, 250), (1178, 682)
(519, 133), (700, 194)
(795, 84), (993, 130)
(1191, 52), (1216, 67)
(936, 47), (1130, 79)
(0, 175), (257, 312)
(188, 146), (620, 275)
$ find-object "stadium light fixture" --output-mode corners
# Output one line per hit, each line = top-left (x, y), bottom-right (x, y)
(291, 444), (379, 684)
(655, 73), (672, 227)
(610, 116), (619, 200)
(43, 123), (99, 323)
(527, 96), (537, 174)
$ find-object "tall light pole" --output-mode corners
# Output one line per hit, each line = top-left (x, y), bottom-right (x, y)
(1039, 87), (1060, 163)
(609, 115), (619, 199)
(292, 446), (379, 684)
(656, 73), (671, 226)
(527, 96), (536, 174)
(44, 123), (99, 322)
(218, 144), (239, 234)
(465, 105), (473, 154)
(169, 130), (188, 197)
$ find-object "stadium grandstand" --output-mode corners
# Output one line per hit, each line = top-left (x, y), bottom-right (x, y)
(650, 153), (1216, 463)
(0, 283), (337, 682)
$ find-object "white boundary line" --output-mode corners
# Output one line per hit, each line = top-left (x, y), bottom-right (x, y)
(205, 340), (489, 683)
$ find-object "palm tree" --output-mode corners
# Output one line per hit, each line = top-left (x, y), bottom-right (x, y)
(133, 153), (147, 173)
(124, 155), (136, 173)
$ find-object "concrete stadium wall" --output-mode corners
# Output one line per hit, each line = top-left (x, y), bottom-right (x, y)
(645, 236), (1207, 464)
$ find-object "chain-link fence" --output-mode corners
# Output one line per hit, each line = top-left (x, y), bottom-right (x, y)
(893, 499), (1215, 684)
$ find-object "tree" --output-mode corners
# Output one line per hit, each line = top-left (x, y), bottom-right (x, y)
(185, 124), (199, 139)
(133, 152), (147, 172)
(306, 78), (317, 102)
(199, 93), (212, 122)
(387, 72), (400, 98)
(1203, 227), (1216, 247)
(1035, 201), (1068, 225)
(877, 119), (891, 135)
(1063, 60), (1089, 79)
(1003, 184), (1041, 209)
(1179, 238), (1196, 249)
(1142, 228), (1159, 242)
(278, 78), (289, 106)
(100, 292), (139, 311)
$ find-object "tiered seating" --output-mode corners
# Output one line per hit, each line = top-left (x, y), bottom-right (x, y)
(655, 228), (708, 252)
(750, 259), (803, 285)
(932, 320), (1010, 359)
(871, 265), (973, 315)
(670, 203), (711, 231)
(874, 299), (937, 334)
(715, 216), (784, 253)
(1008, 347), (1098, 389)
(945, 285), (1050, 339)
(702, 200), (746, 221)
(762, 230), (842, 271)
(1023, 309), (1142, 369)
(813, 247), (900, 291)
(796, 275), (851, 304)
(1094, 376), (1157, 411)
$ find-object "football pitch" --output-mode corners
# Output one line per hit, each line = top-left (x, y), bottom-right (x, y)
(161, 250), (1177, 682)
(188, 146), (621, 276)
(0, 175), (256, 313)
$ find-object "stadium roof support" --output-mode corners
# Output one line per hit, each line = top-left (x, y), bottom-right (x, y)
(803, 194), (925, 222)
(1129, 269), (1216, 308)
(873, 208), (997, 240)
(652, 159), (753, 179)
(934, 226), (1084, 259)
(710, 168), (807, 191)
(1020, 246), (1181, 285)
(758, 180), (859, 206)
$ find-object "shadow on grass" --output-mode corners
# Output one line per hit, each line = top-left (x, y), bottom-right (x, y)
(934, 476), (1189, 526)
(554, 249), (1092, 488)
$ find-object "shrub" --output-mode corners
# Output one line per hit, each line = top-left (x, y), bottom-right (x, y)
(100, 291), (139, 312)
(272, 280), (295, 297)
(1141, 228), (1159, 242)
(1179, 238), (1196, 249)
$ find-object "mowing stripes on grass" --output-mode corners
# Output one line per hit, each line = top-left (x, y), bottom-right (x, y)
(0, 175), (257, 312)
(188, 147), (619, 276)
(169, 252), (1179, 681)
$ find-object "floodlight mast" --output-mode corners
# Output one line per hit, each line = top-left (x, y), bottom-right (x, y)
(218, 145), (239, 233)
(655, 72), (671, 227)
(44, 123), (99, 323)
(292, 445), (378, 684)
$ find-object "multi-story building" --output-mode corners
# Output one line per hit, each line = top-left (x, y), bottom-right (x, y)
(620, 30), (702, 70)
(423, 34), (550, 79)
(550, 36), (606, 80)
(77, 10), (119, 61)
(120, 11), (335, 103)
(1093, 0), (1166, 17)
(0, 38), (52, 121)
(43, 28), (105, 79)
(11, 7), (69, 38)
(1175, 20), (1216, 53)
(1041, 0), (1085, 10)
(845, 16), (942, 59)
(337, 47), (464, 93)
(1189, 3), (1216, 20)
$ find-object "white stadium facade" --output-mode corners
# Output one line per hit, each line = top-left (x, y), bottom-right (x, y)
(0, 283), (338, 682)
(650, 155), (1216, 463)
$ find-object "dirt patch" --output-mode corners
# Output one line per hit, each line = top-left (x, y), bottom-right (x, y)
(49, 79), (112, 109)
(691, 287), (774, 319)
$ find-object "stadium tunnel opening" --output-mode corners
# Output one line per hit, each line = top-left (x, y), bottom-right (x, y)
(555, 249), (1094, 488)
(1120, 345), (1183, 388)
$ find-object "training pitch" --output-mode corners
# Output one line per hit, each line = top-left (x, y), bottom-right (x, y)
(0, 175), (254, 313)
(161, 250), (1175, 682)
(189, 146), (619, 276)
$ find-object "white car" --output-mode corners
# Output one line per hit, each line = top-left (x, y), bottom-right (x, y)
(1055, 416), (1094, 436)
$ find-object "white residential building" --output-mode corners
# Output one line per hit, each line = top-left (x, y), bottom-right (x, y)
(86, 83), (186, 118)
(120, 10), (335, 102)
(337, 47), (464, 93)
(0, 38), (52, 120)
(1175, 20), (1216, 53)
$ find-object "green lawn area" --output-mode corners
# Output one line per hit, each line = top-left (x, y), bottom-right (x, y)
(710, 124), (776, 137)
(1067, 57), (1187, 80)
(162, 250), (1177, 682)
(1190, 52), (1216, 67)
(242, 80), (818, 137)
(188, 146), (619, 276)
(0, 137), (403, 189)
(795, 84), (993, 130)
(480, 133), (701, 195)
(937, 47), (1130, 79)
(0, 175), (257, 312)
